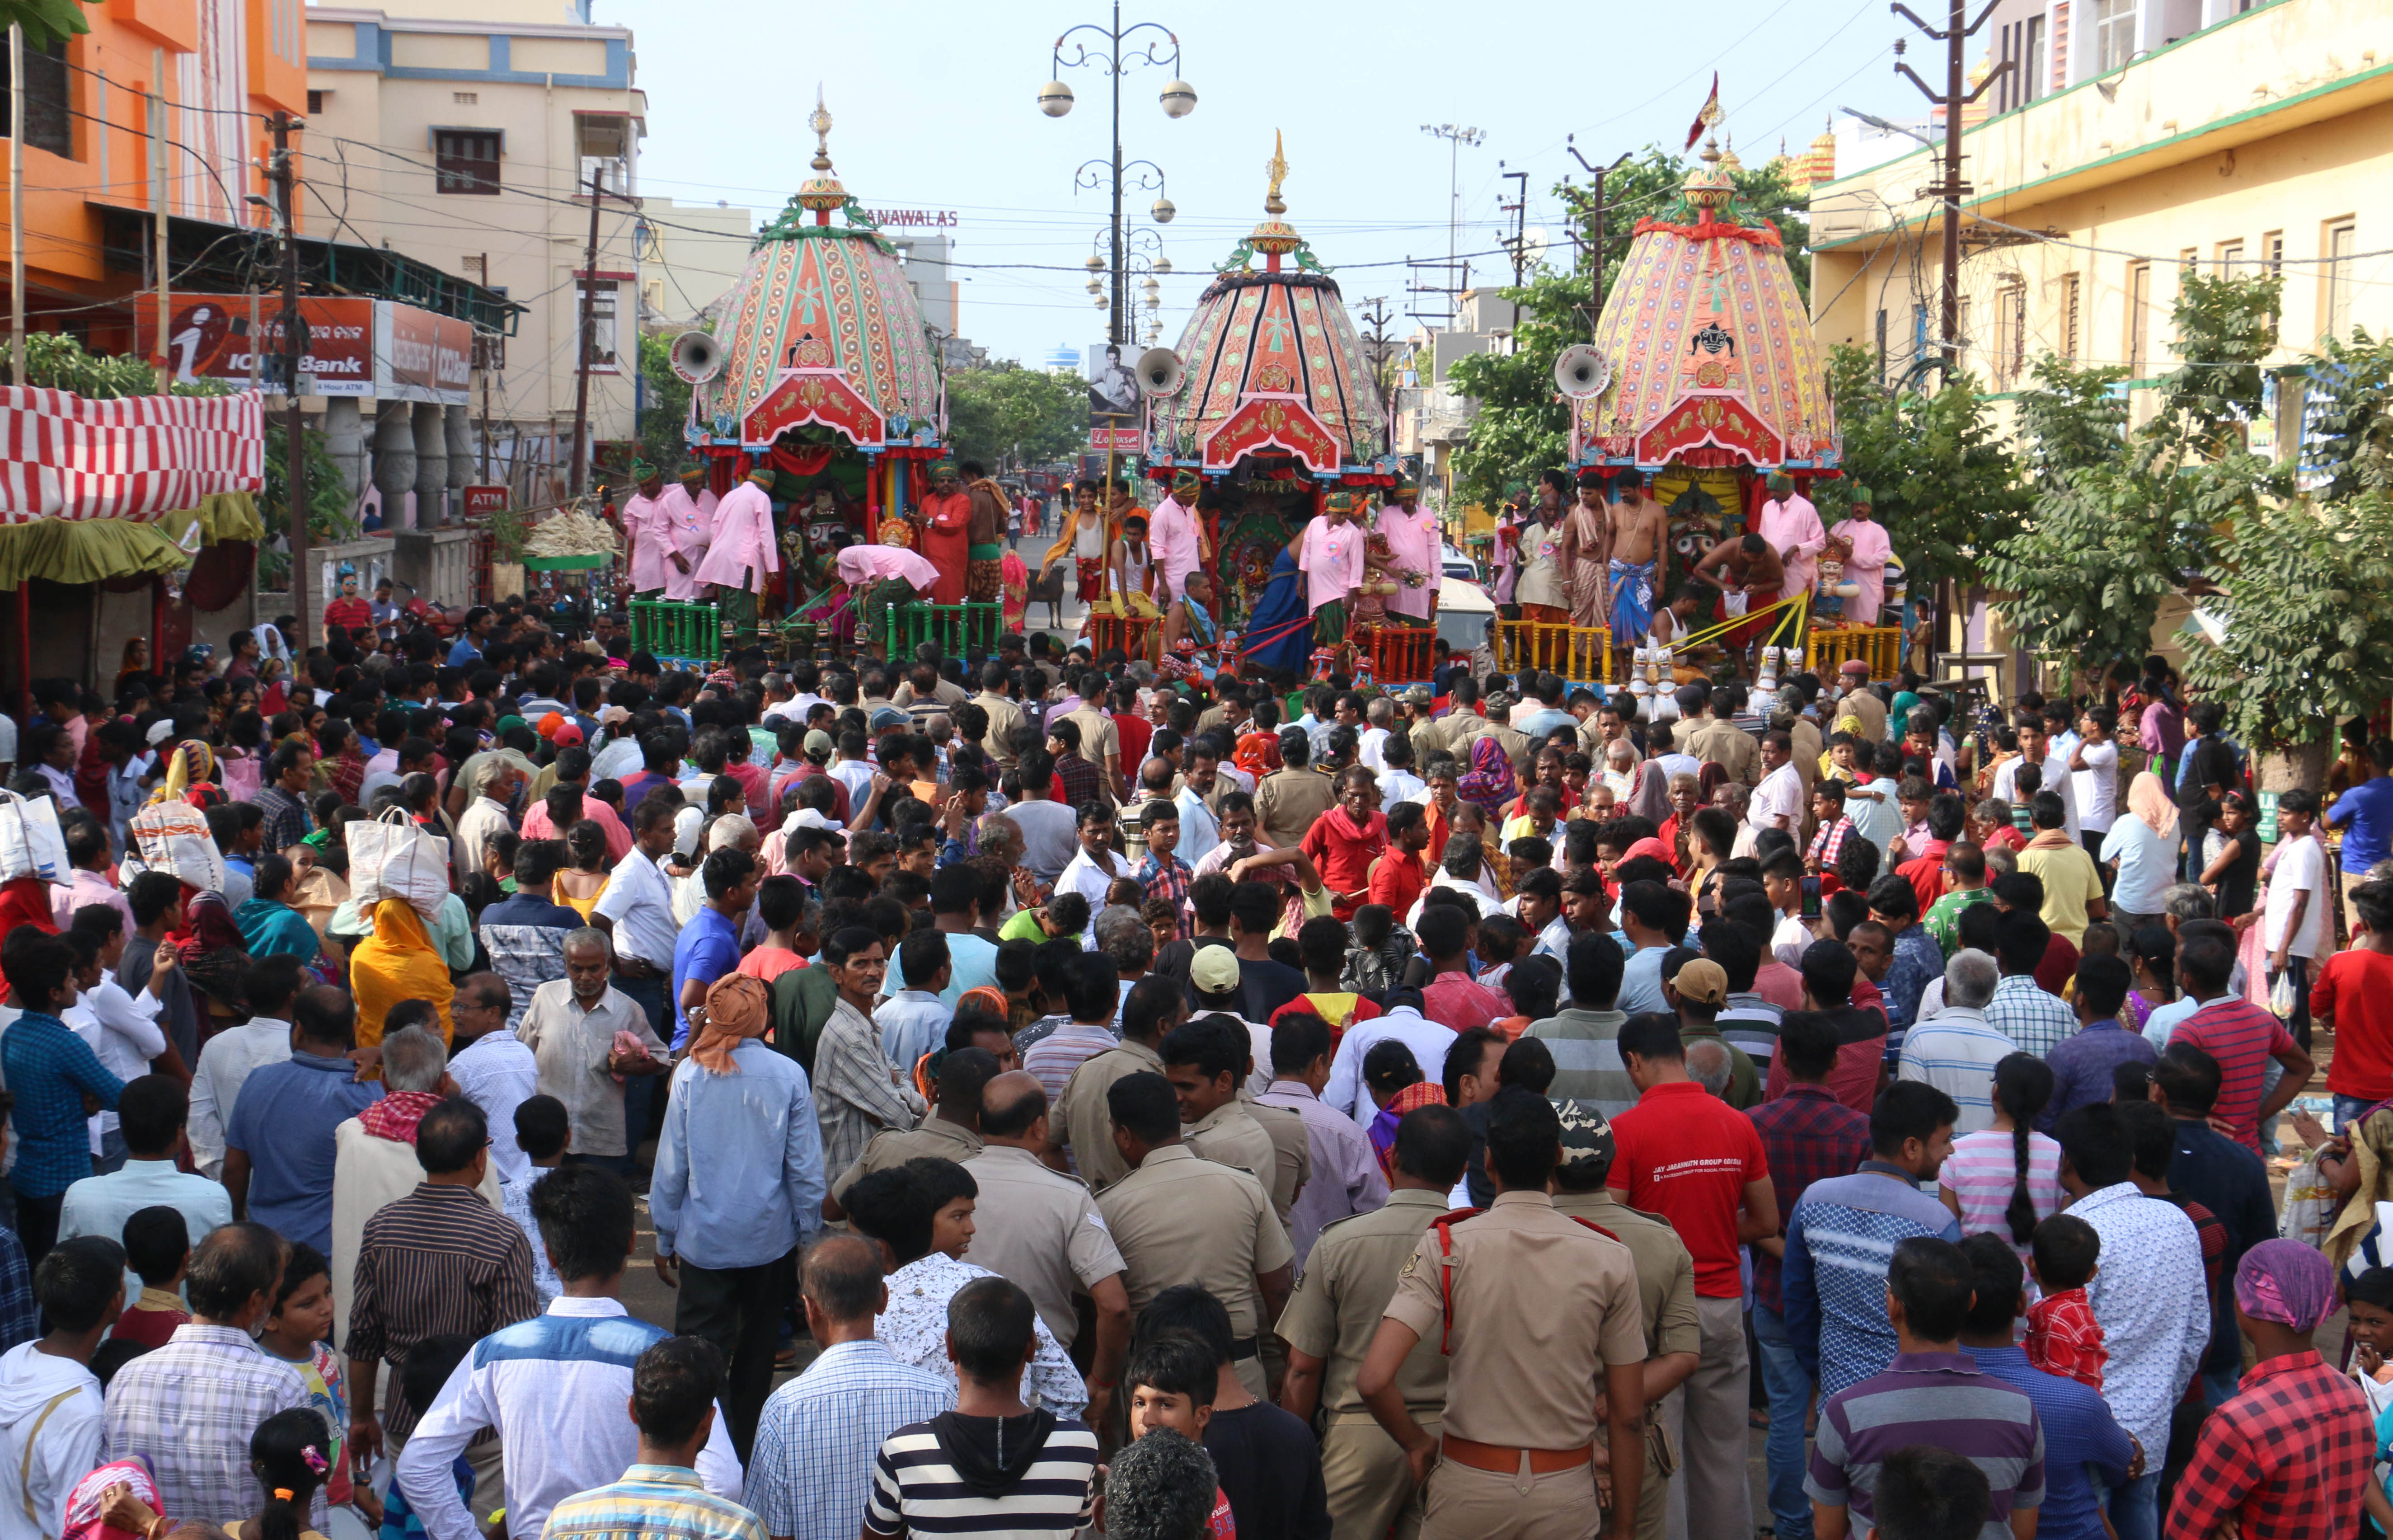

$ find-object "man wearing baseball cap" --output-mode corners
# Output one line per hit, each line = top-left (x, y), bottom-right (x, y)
(1550, 1099), (1703, 1540)
(1664, 958), (1760, 1110)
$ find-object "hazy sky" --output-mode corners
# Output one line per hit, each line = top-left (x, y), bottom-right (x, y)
(602, 0), (1939, 367)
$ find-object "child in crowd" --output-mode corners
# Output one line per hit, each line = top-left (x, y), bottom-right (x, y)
(1123, 1332), (1237, 1540)
(1473, 912), (1526, 994)
(255, 1242), (368, 1522)
(1131, 1287), (1328, 1540)
(2344, 1266), (2393, 1427)
(377, 1335), (479, 1540)
(504, 1096), (568, 1304)
(2025, 1213), (2107, 1389)
(993, 938), (1042, 1037)
(108, 1205), (190, 1348)
(1340, 904), (1410, 997)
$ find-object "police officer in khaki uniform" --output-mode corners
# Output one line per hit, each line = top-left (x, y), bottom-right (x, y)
(1548, 1101), (1702, 1540)
(1279, 1102), (1471, 1540)
(1166, 1015), (1313, 1221)
(1358, 1088), (1649, 1540)
(1095, 1071), (1295, 1400)
(825, 1046), (995, 1214)
(962, 1070), (1131, 1433)
(1256, 728), (1338, 850)
(1050, 975), (1184, 1190)
(1683, 688), (1763, 786)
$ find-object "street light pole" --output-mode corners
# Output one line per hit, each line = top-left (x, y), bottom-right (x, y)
(1042, 5), (1193, 349)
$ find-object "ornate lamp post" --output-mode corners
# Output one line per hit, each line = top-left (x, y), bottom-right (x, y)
(1039, 2), (1194, 347)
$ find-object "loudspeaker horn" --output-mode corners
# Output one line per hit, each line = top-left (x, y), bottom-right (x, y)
(1135, 346), (1186, 397)
(670, 329), (724, 385)
(1553, 343), (1611, 399)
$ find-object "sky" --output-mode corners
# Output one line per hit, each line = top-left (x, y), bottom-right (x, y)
(601, 0), (1947, 368)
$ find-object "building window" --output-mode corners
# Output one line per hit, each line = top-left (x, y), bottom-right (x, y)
(2215, 239), (2244, 275)
(2058, 272), (2081, 361)
(0, 36), (72, 158)
(306, 89), (324, 116)
(435, 130), (501, 195)
(1994, 282), (2027, 386)
(2127, 261), (2152, 374)
(453, 91), (477, 104)
(577, 283), (619, 370)
(2323, 220), (2357, 341)
(2024, 14), (2046, 101)
(460, 254), (486, 284)
(2093, 0), (2135, 73)
(577, 115), (630, 197)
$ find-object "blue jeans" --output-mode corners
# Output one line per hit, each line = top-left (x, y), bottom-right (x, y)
(2202, 1365), (2243, 1410)
(2109, 1469), (2160, 1540)
(94, 1128), (127, 1176)
(2337, 1093), (2378, 1133)
(1750, 1304), (1813, 1540)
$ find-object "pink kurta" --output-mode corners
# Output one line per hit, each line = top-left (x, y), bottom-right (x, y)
(835, 544), (940, 589)
(655, 485), (714, 601)
(1148, 494), (1203, 601)
(1375, 504), (1440, 620)
(1830, 517), (1893, 624)
(621, 492), (676, 593)
(691, 481), (779, 592)
(1296, 516), (1365, 613)
(1758, 493), (1828, 609)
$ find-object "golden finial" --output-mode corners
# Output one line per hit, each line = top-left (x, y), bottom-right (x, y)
(1264, 130), (1289, 216)
(808, 86), (834, 173)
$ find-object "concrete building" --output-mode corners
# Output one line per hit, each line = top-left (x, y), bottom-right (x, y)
(1810, 0), (2389, 422)
(307, 0), (648, 508)
(636, 197), (755, 333)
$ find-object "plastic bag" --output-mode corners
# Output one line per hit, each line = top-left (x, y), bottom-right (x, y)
(2270, 968), (2299, 1019)
(346, 807), (451, 920)
(2279, 1152), (2338, 1248)
(128, 800), (226, 895)
(0, 789), (68, 884)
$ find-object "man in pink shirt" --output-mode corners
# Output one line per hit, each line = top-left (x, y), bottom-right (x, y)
(655, 467), (716, 602)
(1375, 479), (1440, 624)
(619, 463), (681, 600)
(1415, 902), (1507, 1033)
(691, 466), (780, 644)
(1756, 471), (1827, 608)
(519, 766), (633, 861)
(835, 543), (940, 660)
(1147, 470), (1205, 602)
(1296, 491), (1365, 645)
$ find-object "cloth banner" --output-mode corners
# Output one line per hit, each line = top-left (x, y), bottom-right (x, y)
(0, 387), (264, 523)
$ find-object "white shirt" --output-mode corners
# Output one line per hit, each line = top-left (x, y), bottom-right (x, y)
(1377, 768), (1426, 807)
(61, 971), (165, 1147)
(2071, 739), (2120, 832)
(592, 847), (680, 968)
(1357, 727), (1390, 774)
(1750, 762), (1803, 831)
(588, 736), (642, 784)
(2263, 831), (2332, 960)
(1173, 785), (1221, 867)
(1771, 912), (1815, 970)
(1322, 1005), (1459, 1126)
(449, 1031), (541, 1185)
(1992, 752), (2081, 841)
(2073, 1181), (2210, 1451)
(0, 1341), (101, 1540)
(186, 1019), (292, 1179)
(831, 758), (877, 810)
(1056, 845), (1131, 913)
(396, 1296), (743, 1540)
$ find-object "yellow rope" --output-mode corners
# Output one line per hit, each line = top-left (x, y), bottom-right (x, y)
(1668, 590), (1809, 653)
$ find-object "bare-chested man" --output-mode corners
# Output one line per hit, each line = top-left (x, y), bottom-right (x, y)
(1606, 478), (1670, 675)
(1693, 531), (1788, 681)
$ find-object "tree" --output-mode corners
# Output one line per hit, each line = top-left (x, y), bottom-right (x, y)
(0, 0), (95, 48)
(635, 330), (694, 477)
(945, 363), (1088, 472)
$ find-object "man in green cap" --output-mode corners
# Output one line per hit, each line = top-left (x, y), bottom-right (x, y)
(621, 461), (678, 603)
(657, 465), (716, 602)
(1376, 475), (1439, 627)
(1755, 470), (1825, 615)
(691, 465), (781, 646)
(1150, 468), (1205, 605)
(917, 457), (971, 605)
(1828, 484), (1894, 625)
(1299, 489), (1365, 645)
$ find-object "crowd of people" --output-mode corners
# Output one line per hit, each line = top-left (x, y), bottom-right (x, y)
(0, 595), (2389, 1540)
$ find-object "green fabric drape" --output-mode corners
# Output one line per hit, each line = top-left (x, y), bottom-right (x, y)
(0, 492), (263, 587)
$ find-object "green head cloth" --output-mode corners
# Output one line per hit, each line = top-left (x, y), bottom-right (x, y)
(1765, 471), (1793, 495)
(677, 465), (704, 483)
(631, 461), (659, 482)
(1847, 484), (1873, 509)
(1324, 490), (1356, 514)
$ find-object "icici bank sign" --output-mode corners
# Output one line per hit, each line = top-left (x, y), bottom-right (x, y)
(139, 296), (476, 406)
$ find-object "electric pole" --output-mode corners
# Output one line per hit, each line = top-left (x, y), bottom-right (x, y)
(268, 111), (308, 655)
(1497, 165), (1527, 291)
(567, 164), (605, 500)
(1891, 0), (2009, 374)
(1567, 139), (1631, 334)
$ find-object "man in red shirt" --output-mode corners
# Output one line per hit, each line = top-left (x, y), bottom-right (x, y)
(2313, 878), (2393, 1125)
(1300, 767), (1389, 922)
(1897, 793), (1965, 915)
(323, 564), (373, 640)
(2170, 922), (2314, 1154)
(1415, 902), (1507, 1033)
(1606, 1013), (1775, 1540)
(1365, 803), (1430, 922)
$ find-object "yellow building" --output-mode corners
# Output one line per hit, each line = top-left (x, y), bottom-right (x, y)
(1810, 0), (2388, 436)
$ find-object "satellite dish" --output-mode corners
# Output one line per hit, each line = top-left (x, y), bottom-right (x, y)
(1553, 343), (1611, 399)
(1520, 226), (1549, 269)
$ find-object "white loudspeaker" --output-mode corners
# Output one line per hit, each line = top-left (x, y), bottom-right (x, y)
(1553, 343), (1611, 399)
(670, 330), (724, 385)
(1136, 347), (1186, 397)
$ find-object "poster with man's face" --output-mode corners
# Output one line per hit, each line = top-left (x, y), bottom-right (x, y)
(1087, 343), (1140, 418)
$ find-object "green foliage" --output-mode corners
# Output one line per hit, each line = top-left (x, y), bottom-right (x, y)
(263, 420), (356, 544)
(2158, 269), (2283, 455)
(945, 363), (1090, 472)
(0, 0), (95, 49)
(2013, 352), (2129, 479)
(1815, 343), (2027, 593)
(636, 330), (695, 479)
(2299, 328), (2393, 503)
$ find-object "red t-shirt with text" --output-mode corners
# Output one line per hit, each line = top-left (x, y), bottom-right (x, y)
(1607, 1080), (1769, 1296)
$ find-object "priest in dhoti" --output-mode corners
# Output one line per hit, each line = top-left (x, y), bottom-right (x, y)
(1757, 470), (1828, 616)
(619, 463), (680, 602)
(916, 459), (971, 605)
(1562, 470), (1612, 629)
(657, 466), (715, 602)
(692, 466), (779, 646)
(1149, 470), (1206, 603)
(1375, 477), (1440, 627)
(836, 543), (940, 660)
(1829, 486), (1894, 624)
(1297, 490), (1365, 645)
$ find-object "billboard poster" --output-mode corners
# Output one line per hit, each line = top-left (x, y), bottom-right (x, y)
(375, 303), (474, 405)
(1086, 342), (1139, 420)
(137, 297), (472, 405)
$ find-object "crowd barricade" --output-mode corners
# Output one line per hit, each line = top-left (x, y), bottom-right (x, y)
(1804, 625), (1903, 681)
(892, 601), (1006, 659)
(628, 598), (725, 666)
(1496, 619), (1614, 684)
(1351, 624), (1437, 685)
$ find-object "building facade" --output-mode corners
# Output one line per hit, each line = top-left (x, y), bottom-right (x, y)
(634, 197), (754, 335)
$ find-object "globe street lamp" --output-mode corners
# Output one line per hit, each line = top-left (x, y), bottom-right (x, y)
(1040, 2), (1192, 347)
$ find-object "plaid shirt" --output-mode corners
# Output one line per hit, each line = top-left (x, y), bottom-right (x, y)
(2164, 1351), (2373, 1540)
(2023, 1286), (2106, 1389)
(103, 1325), (320, 1527)
(541, 1465), (764, 1540)
(1984, 973), (2078, 1059)
(747, 1341), (952, 1540)
(0, 1227), (33, 1353)
(1807, 815), (1857, 869)
(1746, 1085), (1872, 1314)
(1052, 751), (1102, 811)
(1136, 852), (1193, 938)
(254, 782), (312, 850)
(0, 1010), (122, 1197)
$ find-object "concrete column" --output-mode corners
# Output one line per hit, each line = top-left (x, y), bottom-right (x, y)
(413, 402), (448, 527)
(444, 404), (473, 499)
(322, 397), (366, 502)
(372, 400), (416, 529)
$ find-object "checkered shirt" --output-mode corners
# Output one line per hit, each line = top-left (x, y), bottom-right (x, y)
(102, 1325), (320, 1527)
(747, 1342), (953, 1540)
(2164, 1351), (2373, 1540)
(540, 1465), (762, 1540)
(1052, 751), (1102, 810)
(1137, 851), (1193, 938)
(1983, 973), (2078, 1059)
(1807, 815), (1857, 869)
(1746, 1086), (1872, 1315)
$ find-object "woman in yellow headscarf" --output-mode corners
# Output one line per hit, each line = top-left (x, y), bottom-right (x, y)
(348, 897), (455, 1058)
